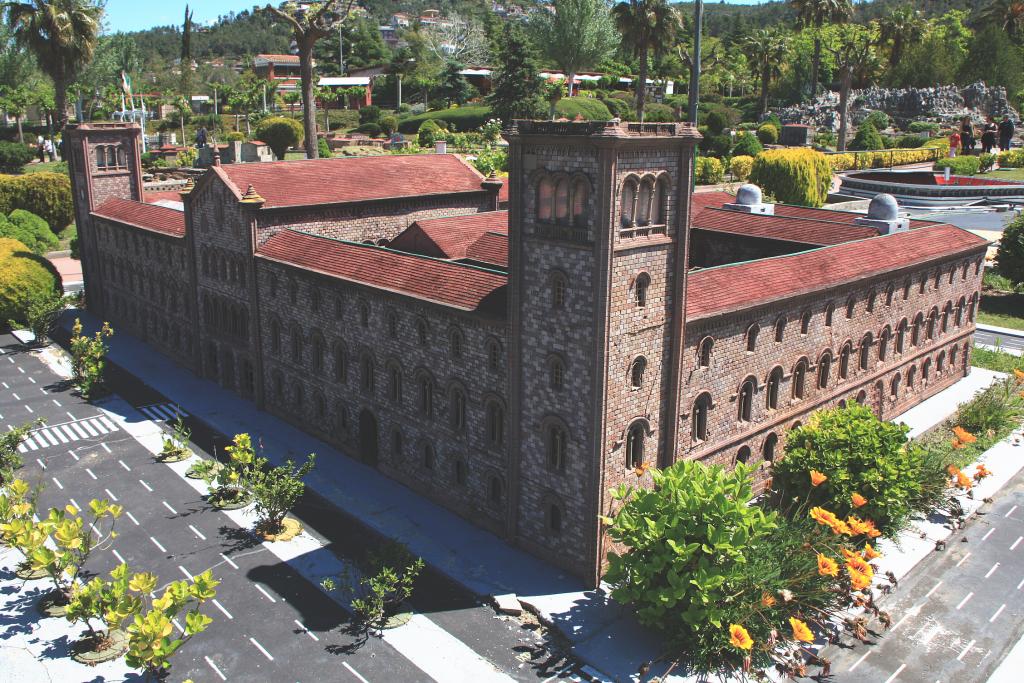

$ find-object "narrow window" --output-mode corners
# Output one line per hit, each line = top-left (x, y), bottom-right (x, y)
(736, 446), (751, 464)
(825, 303), (835, 327)
(449, 328), (463, 358)
(550, 357), (565, 391)
(537, 178), (554, 222)
(629, 357), (645, 389)
(359, 301), (369, 327)
(698, 337), (713, 369)
(422, 443), (435, 470)
(552, 273), (567, 309)
(911, 313), (923, 346)
(766, 367), (782, 410)
(392, 429), (403, 459)
(635, 273), (650, 307)
(774, 317), (786, 343)
(745, 324), (759, 353)
(738, 379), (755, 422)
(845, 297), (856, 319)
(333, 343), (347, 382)
(486, 401), (504, 447)
(487, 339), (502, 373)
(489, 477), (503, 504)
(890, 374), (900, 399)
(839, 343), (851, 380)
(817, 353), (832, 389)
(800, 311), (811, 335)
(937, 350), (946, 372)
(416, 318), (428, 346)
(762, 433), (778, 462)
(636, 179), (652, 226)
(692, 393), (711, 441)
(548, 503), (562, 534)
(547, 424), (567, 471)
(360, 355), (373, 392)
(879, 327), (891, 362)
(903, 279), (911, 299)
(625, 423), (645, 469)
(867, 291), (876, 312)
(859, 334), (872, 370)
(450, 387), (466, 431)
(312, 335), (324, 371)
(572, 179), (588, 225)
(388, 364), (402, 402)
(951, 345), (959, 368)
(386, 310), (398, 338)
(454, 459), (468, 487)
(885, 285), (894, 306)
(923, 358), (932, 382)
(620, 180), (637, 228)
(554, 178), (570, 222)
(907, 365), (917, 389)
(419, 375), (433, 418)
(896, 319), (907, 354)
(926, 310), (936, 340)
(793, 360), (807, 400)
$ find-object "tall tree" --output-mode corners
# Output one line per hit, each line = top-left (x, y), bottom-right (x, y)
(531, 0), (617, 98)
(789, 0), (852, 99)
(980, 0), (1024, 39)
(828, 24), (879, 152)
(263, 1), (357, 159)
(180, 4), (193, 99)
(878, 5), (924, 69)
(740, 27), (790, 117)
(486, 22), (544, 124)
(612, 0), (676, 121)
(5, 0), (103, 132)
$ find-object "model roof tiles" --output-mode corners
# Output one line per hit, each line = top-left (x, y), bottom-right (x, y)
(693, 206), (879, 246)
(92, 197), (186, 237)
(685, 224), (987, 320)
(216, 154), (486, 208)
(390, 211), (508, 261)
(257, 229), (507, 315)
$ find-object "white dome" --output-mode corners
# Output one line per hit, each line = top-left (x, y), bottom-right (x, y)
(867, 193), (900, 221)
(736, 183), (763, 206)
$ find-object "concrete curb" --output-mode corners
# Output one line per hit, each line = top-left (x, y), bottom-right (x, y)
(977, 322), (1024, 338)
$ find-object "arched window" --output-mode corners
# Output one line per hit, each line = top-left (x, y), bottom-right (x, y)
(942, 302), (952, 333)
(311, 333), (324, 371)
(333, 342), (347, 382)
(955, 296), (965, 326)
(745, 323), (759, 353)
(738, 377), (755, 422)
(907, 365), (917, 390)
(766, 366), (783, 410)
(951, 344), (959, 368)
(537, 177), (555, 222)
(800, 311), (811, 335)
(651, 176), (668, 225)
(968, 293), (978, 322)
(358, 301), (370, 327)
(554, 178), (570, 222)
(890, 374), (900, 399)
(793, 359), (808, 400)
(839, 342), (852, 380)
(548, 503), (562, 534)
(856, 390), (867, 404)
(334, 402), (349, 436)
(486, 339), (502, 373)
(825, 302), (835, 326)
(934, 269), (942, 289)
(919, 274), (927, 294)
(885, 285), (895, 306)
(418, 373), (434, 418)
(911, 313), (923, 346)
(867, 290), (876, 312)
(859, 333), (873, 371)
(486, 400), (505, 447)
(948, 267), (955, 285)
(625, 422), (645, 469)
(926, 309), (937, 340)
(922, 357), (932, 382)
(845, 297), (856, 319)
(636, 178), (652, 225)
(817, 352), (832, 389)
(449, 385), (466, 431)
(290, 324), (303, 363)
(386, 310), (398, 338)
(422, 442), (435, 470)
(937, 350), (946, 373)
(489, 476), (503, 504)
(903, 279), (911, 299)
(629, 357), (646, 389)
(106, 146), (117, 167)
(572, 178), (588, 225)
(962, 262), (970, 281)
(697, 337), (713, 368)
(546, 423), (568, 471)
(551, 273), (567, 309)
(736, 446), (751, 464)
(549, 356), (565, 391)
(762, 433), (778, 462)
(634, 273), (650, 307)
(388, 363), (402, 402)
(774, 317), (786, 343)
(878, 326), (891, 362)
(270, 318), (281, 354)
(415, 318), (428, 346)
(896, 319), (907, 354)
(449, 328), (463, 358)
(692, 393), (712, 442)
(620, 179), (637, 228)
(96, 145), (107, 169)
(360, 354), (374, 392)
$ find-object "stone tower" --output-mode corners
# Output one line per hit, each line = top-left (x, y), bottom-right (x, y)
(505, 121), (701, 585)
(64, 123), (145, 312)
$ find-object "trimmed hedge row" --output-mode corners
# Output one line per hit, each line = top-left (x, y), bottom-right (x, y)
(829, 145), (947, 171)
(555, 97), (612, 121)
(748, 148), (831, 207)
(934, 156), (982, 175)
(397, 106), (492, 134)
(0, 173), (73, 233)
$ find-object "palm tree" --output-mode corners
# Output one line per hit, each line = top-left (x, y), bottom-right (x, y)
(828, 25), (879, 152)
(789, 0), (852, 99)
(612, 0), (676, 121)
(980, 0), (1024, 38)
(740, 28), (790, 118)
(5, 0), (103, 132)
(878, 5), (924, 69)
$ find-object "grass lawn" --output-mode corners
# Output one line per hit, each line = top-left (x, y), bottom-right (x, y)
(57, 224), (76, 252)
(21, 160), (68, 175)
(978, 290), (1024, 330)
(972, 346), (1024, 373)
(980, 167), (1024, 181)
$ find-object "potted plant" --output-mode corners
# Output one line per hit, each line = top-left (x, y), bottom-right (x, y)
(203, 433), (257, 510)
(250, 454), (315, 541)
(157, 415), (193, 463)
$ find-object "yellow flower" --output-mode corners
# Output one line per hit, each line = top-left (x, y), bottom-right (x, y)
(810, 506), (839, 528)
(846, 554), (873, 576)
(729, 624), (754, 650)
(953, 426), (977, 444)
(760, 592), (776, 608)
(848, 567), (872, 590)
(851, 493), (868, 508)
(956, 470), (973, 490)
(817, 553), (839, 577)
(789, 617), (814, 643)
(810, 470), (828, 487)
(863, 543), (882, 560)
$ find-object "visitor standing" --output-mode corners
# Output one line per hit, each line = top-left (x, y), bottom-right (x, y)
(195, 126), (208, 148)
(999, 115), (1015, 152)
(981, 117), (998, 154)
(948, 129), (960, 158)
(959, 117), (975, 154)
(36, 134), (44, 162)
(42, 137), (54, 162)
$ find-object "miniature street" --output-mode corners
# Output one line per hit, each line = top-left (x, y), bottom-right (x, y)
(0, 332), (582, 682)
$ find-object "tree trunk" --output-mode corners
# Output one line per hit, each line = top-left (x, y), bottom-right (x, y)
(54, 77), (69, 134)
(567, 71), (575, 100)
(298, 37), (319, 159)
(759, 67), (770, 117)
(891, 37), (903, 68)
(838, 71), (851, 153)
(15, 115), (23, 144)
(636, 42), (648, 122)
(811, 36), (821, 100)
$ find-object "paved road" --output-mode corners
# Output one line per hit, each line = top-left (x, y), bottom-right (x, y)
(1, 335), (580, 682)
(976, 328), (1024, 355)
(818, 467), (1024, 683)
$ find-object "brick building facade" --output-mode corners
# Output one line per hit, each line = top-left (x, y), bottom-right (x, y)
(66, 121), (988, 586)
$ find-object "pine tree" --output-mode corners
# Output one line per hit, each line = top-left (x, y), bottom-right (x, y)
(486, 23), (544, 125)
(438, 62), (474, 107)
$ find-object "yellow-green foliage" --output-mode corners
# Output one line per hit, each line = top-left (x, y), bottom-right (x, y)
(0, 173), (73, 232)
(829, 153), (855, 171)
(748, 148), (832, 207)
(998, 149), (1024, 168)
(729, 155), (754, 181)
(695, 157), (724, 185)
(0, 237), (62, 322)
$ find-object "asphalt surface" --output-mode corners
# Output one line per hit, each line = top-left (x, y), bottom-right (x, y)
(818, 467), (1024, 683)
(0, 334), (581, 682)
(976, 328), (1024, 355)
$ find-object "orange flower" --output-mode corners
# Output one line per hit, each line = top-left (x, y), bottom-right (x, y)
(973, 464), (991, 481)
(817, 553), (840, 577)
(841, 548), (859, 562)
(863, 543), (882, 560)
(789, 617), (814, 643)
(851, 493), (868, 508)
(846, 554), (873, 576)
(848, 567), (872, 590)
(760, 592), (776, 608)
(956, 470), (973, 489)
(953, 426), (977, 444)
(846, 515), (871, 536)
(952, 438), (966, 450)
(831, 519), (853, 535)
(862, 519), (882, 538)
(729, 624), (754, 650)
(947, 464), (960, 476)
(810, 506), (839, 528)
(810, 470), (828, 487)
(1013, 368), (1024, 382)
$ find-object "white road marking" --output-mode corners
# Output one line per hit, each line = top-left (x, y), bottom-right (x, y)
(99, 416), (117, 431)
(204, 656), (227, 681)
(69, 499), (80, 512)
(956, 552), (971, 567)
(983, 528), (995, 541)
(111, 548), (126, 565)
(172, 617), (182, 633)
(51, 477), (63, 490)
(161, 500), (177, 514)
(249, 636), (274, 661)
(149, 536), (166, 553)
(956, 592), (974, 610)
(85, 467), (97, 480)
(342, 662), (369, 683)
(956, 639), (976, 662)
(295, 619), (319, 641)
(139, 479), (153, 492)
(60, 425), (78, 441)
(103, 488), (118, 502)
(1011, 536), (1022, 551)
(67, 447), (78, 460)
(188, 524), (206, 540)
(89, 522), (100, 537)
(212, 598), (233, 620)
(118, 459), (130, 471)
(52, 399), (61, 407)
(49, 428), (67, 444)
(65, 411), (76, 421)
(68, 422), (88, 438)
(985, 562), (1000, 578)
(23, 436), (38, 450)
(100, 442), (111, 453)
(24, 405), (32, 414)
(90, 419), (110, 435)
(990, 604), (1006, 623)
(27, 376), (35, 384)
(125, 510), (139, 526)
(254, 584), (276, 603)
(178, 565), (192, 580)
(890, 611), (913, 632)
(11, 392), (18, 400)
(1006, 505), (1018, 518)
(35, 457), (46, 470)
(883, 663), (906, 683)
(17, 366), (23, 374)
(1017, 577), (1024, 590)
(219, 553), (238, 570)
(79, 420), (99, 437)
(1, 381), (6, 386)
(39, 430), (58, 447)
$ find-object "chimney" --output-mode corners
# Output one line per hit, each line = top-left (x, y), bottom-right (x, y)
(854, 193), (909, 235)
(723, 183), (774, 215)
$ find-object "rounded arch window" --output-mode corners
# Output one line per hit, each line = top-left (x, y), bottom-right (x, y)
(554, 177), (570, 221)
(415, 318), (429, 346)
(485, 399), (505, 447)
(692, 392), (712, 442)
(762, 433), (778, 462)
(449, 385), (466, 431)
(885, 285), (895, 306)
(651, 176), (669, 225)
(942, 302), (952, 333)
(922, 357), (932, 382)
(549, 355), (566, 391)
(774, 317), (786, 343)
(950, 344), (959, 368)
(387, 362), (402, 402)
(634, 273), (650, 307)
(697, 337), (714, 369)
(878, 326), (891, 362)
(629, 357), (646, 389)
(537, 177), (555, 221)
(636, 178), (652, 225)
(839, 342), (852, 380)
(890, 373), (901, 399)
(907, 365), (917, 389)
(548, 502), (562, 535)
(386, 310), (398, 338)
(449, 328), (463, 358)
(845, 297), (856, 319)
(792, 359), (808, 400)
(817, 352), (832, 389)
(418, 372), (434, 418)
(358, 301), (370, 327)
(937, 350), (946, 373)
(625, 421), (646, 469)
(551, 272), (568, 309)
(546, 422), (568, 472)
(486, 338), (502, 373)
(745, 323), (759, 353)
(620, 178), (637, 228)
(736, 446), (751, 464)
(571, 178), (589, 225)
(359, 354), (374, 392)
(766, 366), (783, 410)
(800, 311), (811, 335)
(738, 377), (755, 422)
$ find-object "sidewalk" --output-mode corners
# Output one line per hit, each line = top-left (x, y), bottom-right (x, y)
(53, 311), (1018, 681)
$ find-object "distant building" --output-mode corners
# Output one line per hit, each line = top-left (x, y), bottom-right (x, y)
(254, 54), (303, 83)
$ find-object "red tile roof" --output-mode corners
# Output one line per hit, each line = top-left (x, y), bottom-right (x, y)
(257, 230), (507, 316)
(257, 53), (300, 63)
(770, 203), (941, 230)
(391, 211), (507, 258)
(685, 224), (988, 320)
(143, 190), (185, 205)
(464, 231), (508, 268)
(215, 154), (487, 209)
(92, 198), (185, 238)
(692, 206), (879, 246)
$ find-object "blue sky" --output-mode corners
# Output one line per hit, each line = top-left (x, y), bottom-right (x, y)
(103, 0), (768, 33)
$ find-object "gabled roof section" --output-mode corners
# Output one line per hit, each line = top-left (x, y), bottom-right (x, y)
(390, 211), (508, 259)
(216, 154), (487, 209)
(686, 224), (988, 321)
(692, 206), (879, 246)
(256, 229), (507, 317)
(463, 231), (508, 268)
(92, 197), (186, 238)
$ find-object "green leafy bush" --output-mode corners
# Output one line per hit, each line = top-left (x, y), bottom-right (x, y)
(0, 237), (62, 325)
(893, 134), (927, 149)
(554, 97), (612, 121)
(770, 403), (927, 536)
(934, 156), (981, 175)
(354, 122), (382, 137)
(600, 96), (631, 119)
(317, 137), (332, 158)
(417, 119), (443, 147)
(0, 141), (33, 172)
(253, 117), (304, 160)
(472, 148), (508, 176)
(378, 115), (398, 135)
(0, 172), (73, 232)
(699, 131), (732, 158)
(729, 155), (754, 180)
(814, 131), (838, 148)
(0, 209), (57, 254)
(756, 122), (778, 145)
(864, 111), (890, 131)
(704, 110), (727, 134)
(332, 109), (361, 130)
(998, 149), (1024, 168)
(748, 148), (832, 207)
(996, 214), (1024, 286)
(979, 152), (997, 172)
(909, 121), (940, 134)
(397, 106), (491, 134)
(643, 102), (675, 123)
(695, 156), (724, 184)
(731, 131), (763, 157)
(359, 105), (381, 124)
(849, 121), (885, 151)
(175, 147), (198, 167)
(224, 131), (246, 142)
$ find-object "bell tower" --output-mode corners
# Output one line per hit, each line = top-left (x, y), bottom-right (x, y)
(505, 121), (701, 585)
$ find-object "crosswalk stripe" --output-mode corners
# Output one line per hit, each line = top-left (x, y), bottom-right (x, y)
(25, 436), (39, 450)
(88, 418), (109, 434)
(140, 406), (162, 421)
(60, 425), (78, 441)
(79, 420), (99, 437)
(99, 416), (118, 431)
(17, 443), (26, 453)
(68, 422), (89, 439)
(50, 427), (68, 444)
(40, 430), (59, 447)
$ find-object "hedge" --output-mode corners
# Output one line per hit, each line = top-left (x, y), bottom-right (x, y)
(756, 122), (779, 145)
(732, 131), (763, 157)
(729, 155), (754, 181)
(397, 106), (491, 134)
(643, 102), (675, 123)
(934, 156), (981, 175)
(0, 210), (57, 255)
(829, 146), (946, 171)
(0, 237), (62, 323)
(0, 173), (73, 233)
(555, 97), (612, 121)
(0, 141), (34, 172)
(748, 148), (831, 207)
(253, 117), (304, 159)
(695, 157), (724, 185)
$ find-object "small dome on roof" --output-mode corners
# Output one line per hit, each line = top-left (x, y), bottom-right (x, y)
(736, 183), (763, 206)
(867, 193), (899, 221)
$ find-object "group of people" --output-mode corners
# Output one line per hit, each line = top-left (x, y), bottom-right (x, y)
(950, 114), (1015, 156)
(35, 134), (59, 162)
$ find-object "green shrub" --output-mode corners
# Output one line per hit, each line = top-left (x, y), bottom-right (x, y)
(731, 131), (763, 157)
(554, 97), (612, 121)
(698, 131), (732, 158)
(729, 155), (754, 180)
(755, 122), (778, 145)
(0, 141), (33, 172)
(378, 115), (398, 135)
(864, 111), (890, 131)
(996, 214), (1024, 286)
(0, 237), (62, 323)
(893, 134), (927, 149)
(0, 173), (73, 233)
(359, 105), (381, 124)
(934, 156), (981, 175)
(849, 121), (884, 151)
(814, 131), (838, 148)
(417, 120), (443, 147)
(472, 148), (508, 176)
(317, 138), (332, 159)
(354, 122), (382, 137)
(909, 120), (940, 134)
(979, 152), (997, 172)
(748, 148), (831, 207)
(643, 102), (675, 123)
(224, 131), (246, 142)
(600, 96), (631, 119)
(1, 210), (57, 254)
(253, 117), (304, 160)
(397, 106), (492, 134)
(695, 156), (724, 184)
(175, 147), (198, 167)
(998, 149), (1024, 168)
